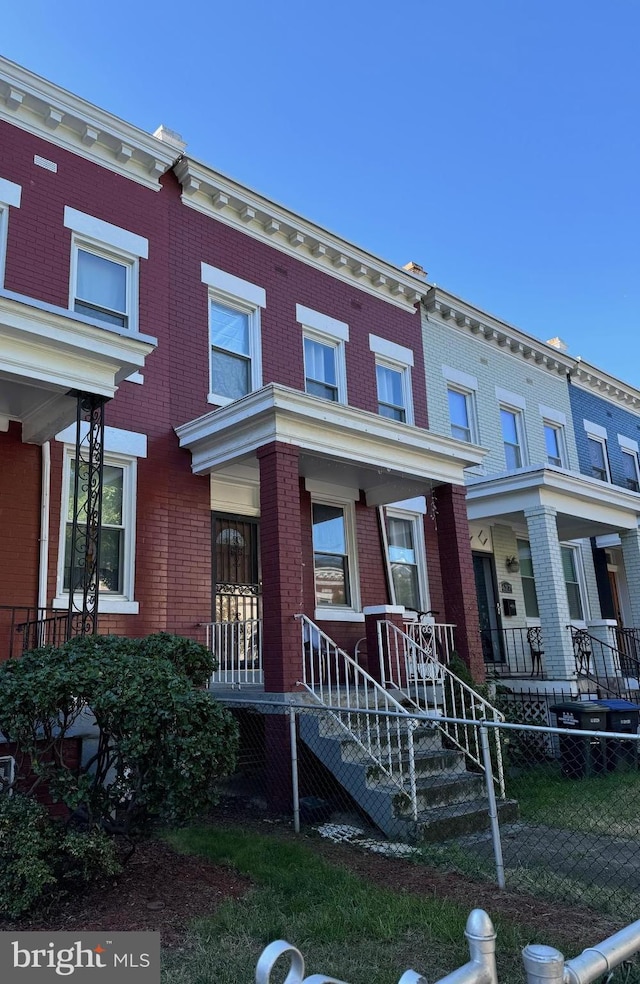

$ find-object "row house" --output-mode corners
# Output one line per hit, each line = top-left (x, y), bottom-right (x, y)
(0, 55), (486, 701)
(423, 287), (640, 701)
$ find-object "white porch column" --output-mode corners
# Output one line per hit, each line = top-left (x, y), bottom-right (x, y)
(524, 504), (576, 680)
(620, 528), (640, 629)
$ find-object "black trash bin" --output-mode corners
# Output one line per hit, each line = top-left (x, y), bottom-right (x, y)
(597, 699), (640, 772)
(550, 701), (608, 778)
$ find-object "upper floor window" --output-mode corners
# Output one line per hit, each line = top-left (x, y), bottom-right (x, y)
(202, 263), (265, 406)
(0, 176), (22, 288)
(544, 422), (565, 467)
(621, 449), (640, 492)
(298, 305), (348, 404)
(64, 207), (148, 333)
(370, 335), (414, 424)
(584, 420), (610, 482)
(448, 388), (475, 442)
(500, 407), (525, 469)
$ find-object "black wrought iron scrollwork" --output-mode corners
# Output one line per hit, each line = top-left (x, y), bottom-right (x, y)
(67, 392), (107, 637)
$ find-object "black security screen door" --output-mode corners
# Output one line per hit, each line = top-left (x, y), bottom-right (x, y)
(212, 515), (261, 623)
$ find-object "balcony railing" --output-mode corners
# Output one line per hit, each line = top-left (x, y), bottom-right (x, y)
(481, 626), (543, 678)
(0, 605), (80, 659)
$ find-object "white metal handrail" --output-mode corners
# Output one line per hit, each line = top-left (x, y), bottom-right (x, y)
(203, 619), (263, 685)
(379, 620), (506, 798)
(403, 617), (456, 665)
(295, 613), (419, 820)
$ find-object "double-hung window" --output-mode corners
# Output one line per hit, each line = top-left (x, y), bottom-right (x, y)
(584, 420), (610, 482)
(308, 482), (360, 615)
(54, 425), (146, 614)
(369, 335), (414, 424)
(384, 507), (427, 611)
(562, 545), (585, 621)
(298, 305), (348, 404)
(500, 407), (525, 469)
(543, 423), (564, 467)
(202, 263), (265, 405)
(443, 367), (478, 444)
(64, 207), (148, 333)
(516, 539), (539, 618)
(0, 176), (22, 288)
(619, 436), (640, 492)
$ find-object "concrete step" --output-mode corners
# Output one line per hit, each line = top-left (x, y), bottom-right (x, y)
(409, 797), (519, 843)
(389, 772), (486, 816)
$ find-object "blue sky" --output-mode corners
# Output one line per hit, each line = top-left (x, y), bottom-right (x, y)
(3, 1), (639, 385)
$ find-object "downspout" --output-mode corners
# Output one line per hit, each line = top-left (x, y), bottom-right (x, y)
(38, 441), (51, 614)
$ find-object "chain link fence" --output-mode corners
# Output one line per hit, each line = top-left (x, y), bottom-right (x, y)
(214, 694), (640, 921)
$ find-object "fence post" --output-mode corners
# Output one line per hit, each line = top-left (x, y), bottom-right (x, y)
(479, 724), (505, 890)
(289, 705), (300, 834)
(522, 945), (565, 984)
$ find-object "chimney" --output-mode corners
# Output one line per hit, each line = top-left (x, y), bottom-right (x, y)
(546, 336), (569, 353)
(403, 261), (428, 280)
(153, 125), (187, 154)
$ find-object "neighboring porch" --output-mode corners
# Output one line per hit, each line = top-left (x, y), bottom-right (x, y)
(466, 465), (640, 696)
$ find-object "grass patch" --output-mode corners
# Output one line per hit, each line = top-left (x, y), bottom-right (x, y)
(161, 825), (546, 984)
(507, 762), (640, 837)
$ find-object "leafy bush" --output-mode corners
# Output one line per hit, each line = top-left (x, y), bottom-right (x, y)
(0, 794), (121, 918)
(0, 634), (238, 846)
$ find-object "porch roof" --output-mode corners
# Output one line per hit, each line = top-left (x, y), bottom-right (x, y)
(466, 465), (640, 539)
(0, 290), (157, 444)
(176, 383), (487, 506)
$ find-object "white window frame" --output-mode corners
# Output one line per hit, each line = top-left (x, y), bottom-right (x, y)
(298, 304), (348, 405)
(64, 207), (148, 334)
(618, 435), (640, 492)
(584, 420), (611, 483)
(369, 335), (414, 425)
(308, 483), (360, 620)
(382, 505), (429, 613)
(202, 263), (265, 406)
(561, 542), (589, 623)
(443, 367), (479, 444)
(0, 176), (22, 288)
(499, 404), (527, 469)
(543, 421), (567, 467)
(53, 426), (146, 614)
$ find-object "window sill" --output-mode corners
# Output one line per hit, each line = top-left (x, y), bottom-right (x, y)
(53, 596), (139, 615)
(314, 609), (365, 623)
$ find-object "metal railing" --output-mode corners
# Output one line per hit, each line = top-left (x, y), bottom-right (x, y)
(296, 613), (420, 820)
(379, 619), (506, 797)
(256, 908), (640, 984)
(0, 605), (78, 659)
(403, 617), (456, 665)
(203, 618), (263, 685)
(567, 625), (640, 699)
(481, 625), (544, 678)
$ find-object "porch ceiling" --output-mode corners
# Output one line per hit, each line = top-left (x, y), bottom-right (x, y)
(0, 291), (156, 444)
(176, 383), (487, 506)
(466, 465), (640, 539)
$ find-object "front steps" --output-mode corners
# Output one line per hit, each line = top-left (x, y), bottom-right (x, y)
(299, 708), (518, 844)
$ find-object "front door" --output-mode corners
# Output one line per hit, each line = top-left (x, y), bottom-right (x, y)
(212, 514), (262, 680)
(472, 553), (504, 664)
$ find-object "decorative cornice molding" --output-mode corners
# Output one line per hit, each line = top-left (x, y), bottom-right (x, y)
(0, 57), (178, 191)
(424, 286), (574, 377)
(173, 158), (427, 312)
(568, 362), (640, 413)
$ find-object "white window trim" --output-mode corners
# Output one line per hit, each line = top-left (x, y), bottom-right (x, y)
(382, 506), (429, 614)
(618, 434), (639, 454)
(202, 263), (265, 407)
(369, 334), (414, 366)
(561, 541), (590, 624)
(311, 492), (360, 619)
(495, 386), (526, 411)
(620, 447), (640, 491)
(499, 403), (528, 468)
(53, 432), (145, 614)
(69, 235), (140, 333)
(583, 419), (607, 441)
(542, 419), (568, 468)
(375, 356), (414, 425)
(302, 326), (348, 405)
(447, 385), (479, 444)
(0, 176), (22, 289)
(586, 431), (611, 483)
(296, 304), (349, 341)
(443, 365), (478, 392)
(64, 207), (148, 258)
(539, 404), (566, 427)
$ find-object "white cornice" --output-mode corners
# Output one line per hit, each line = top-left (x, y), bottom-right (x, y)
(424, 286), (574, 376)
(0, 57), (177, 191)
(568, 361), (640, 414)
(176, 384), (486, 494)
(173, 158), (427, 312)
